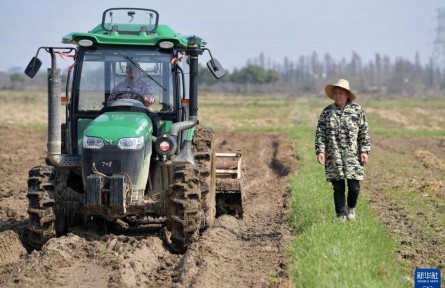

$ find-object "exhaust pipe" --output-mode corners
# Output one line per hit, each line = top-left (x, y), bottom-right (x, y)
(170, 116), (197, 137)
(46, 50), (80, 168)
(47, 67), (62, 158)
(169, 47), (202, 165)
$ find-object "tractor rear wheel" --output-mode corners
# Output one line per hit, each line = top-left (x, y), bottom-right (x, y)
(192, 125), (216, 227)
(168, 125), (216, 252)
(169, 165), (202, 253)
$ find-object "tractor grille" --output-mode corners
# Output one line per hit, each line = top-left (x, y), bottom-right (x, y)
(81, 146), (145, 185)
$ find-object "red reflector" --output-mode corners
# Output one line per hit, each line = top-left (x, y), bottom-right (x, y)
(159, 141), (170, 152)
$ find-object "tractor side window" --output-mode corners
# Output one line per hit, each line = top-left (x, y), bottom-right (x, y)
(78, 61), (107, 111)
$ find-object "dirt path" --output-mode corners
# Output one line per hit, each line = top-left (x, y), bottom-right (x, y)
(0, 128), (297, 287)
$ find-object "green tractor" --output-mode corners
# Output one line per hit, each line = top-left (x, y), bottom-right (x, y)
(24, 8), (243, 252)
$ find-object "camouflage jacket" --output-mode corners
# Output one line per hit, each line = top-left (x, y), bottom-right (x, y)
(315, 101), (370, 181)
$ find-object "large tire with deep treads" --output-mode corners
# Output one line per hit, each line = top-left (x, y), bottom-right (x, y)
(27, 166), (57, 249)
(27, 166), (83, 249)
(168, 125), (216, 252)
(169, 165), (202, 252)
(192, 125), (216, 227)
(53, 170), (83, 235)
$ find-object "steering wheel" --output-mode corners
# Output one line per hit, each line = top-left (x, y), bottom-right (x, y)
(113, 91), (144, 101)
(112, 91), (155, 107)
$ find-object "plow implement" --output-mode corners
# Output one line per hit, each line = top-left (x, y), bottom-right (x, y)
(214, 152), (243, 218)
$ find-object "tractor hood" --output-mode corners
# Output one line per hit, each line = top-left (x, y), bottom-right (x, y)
(81, 111), (153, 193)
(83, 112), (153, 146)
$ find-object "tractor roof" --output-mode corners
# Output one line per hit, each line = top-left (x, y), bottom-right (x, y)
(62, 8), (206, 48)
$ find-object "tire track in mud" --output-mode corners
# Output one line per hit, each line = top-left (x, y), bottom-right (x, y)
(173, 132), (297, 287)
(0, 128), (297, 287)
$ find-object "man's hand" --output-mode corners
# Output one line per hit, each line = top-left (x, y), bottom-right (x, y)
(317, 152), (325, 164)
(142, 96), (155, 107)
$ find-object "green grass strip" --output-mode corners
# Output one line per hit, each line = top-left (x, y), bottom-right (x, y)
(287, 127), (409, 287)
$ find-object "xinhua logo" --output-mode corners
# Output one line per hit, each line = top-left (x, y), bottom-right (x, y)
(414, 268), (441, 288)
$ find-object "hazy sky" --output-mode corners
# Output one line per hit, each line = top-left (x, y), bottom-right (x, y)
(0, 0), (443, 72)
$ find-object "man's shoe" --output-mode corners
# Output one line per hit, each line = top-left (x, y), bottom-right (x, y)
(347, 207), (356, 220)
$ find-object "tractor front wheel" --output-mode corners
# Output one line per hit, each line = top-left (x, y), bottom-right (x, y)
(26, 166), (57, 249)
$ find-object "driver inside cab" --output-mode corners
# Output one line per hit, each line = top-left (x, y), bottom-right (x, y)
(107, 61), (155, 107)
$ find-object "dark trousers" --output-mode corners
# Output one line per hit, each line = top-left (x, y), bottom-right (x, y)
(331, 179), (360, 217)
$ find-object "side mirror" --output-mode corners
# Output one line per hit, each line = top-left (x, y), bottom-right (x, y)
(207, 58), (225, 79)
(24, 57), (42, 78)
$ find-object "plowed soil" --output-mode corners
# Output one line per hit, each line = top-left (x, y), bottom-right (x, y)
(364, 135), (445, 271)
(2, 126), (443, 287)
(0, 127), (297, 287)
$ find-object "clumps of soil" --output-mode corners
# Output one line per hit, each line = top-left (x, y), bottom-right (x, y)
(0, 231), (27, 265)
(414, 150), (445, 198)
(0, 128), (298, 287)
(366, 135), (445, 272)
(415, 150), (445, 171)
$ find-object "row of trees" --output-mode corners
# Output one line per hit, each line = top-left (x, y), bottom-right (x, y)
(3, 51), (445, 97)
(199, 64), (279, 85)
(199, 52), (445, 97)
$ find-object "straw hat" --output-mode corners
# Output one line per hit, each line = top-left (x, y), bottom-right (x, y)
(325, 79), (356, 101)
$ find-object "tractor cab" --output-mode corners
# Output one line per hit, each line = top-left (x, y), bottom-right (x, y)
(64, 8), (199, 156)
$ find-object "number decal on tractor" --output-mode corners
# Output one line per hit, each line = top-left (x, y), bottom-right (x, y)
(102, 161), (113, 168)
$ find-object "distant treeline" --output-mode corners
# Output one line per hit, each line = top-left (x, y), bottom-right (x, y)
(2, 51), (444, 97)
(199, 52), (445, 97)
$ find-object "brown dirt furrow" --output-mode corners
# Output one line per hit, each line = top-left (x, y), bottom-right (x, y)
(0, 128), (297, 287)
(364, 135), (445, 271)
(173, 132), (297, 287)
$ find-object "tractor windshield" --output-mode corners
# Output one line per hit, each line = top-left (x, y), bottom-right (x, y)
(77, 46), (175, 113)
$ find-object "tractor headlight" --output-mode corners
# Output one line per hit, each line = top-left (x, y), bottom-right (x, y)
(78, 39), (93, 47)
(83, 136), (104, 149)
(118, 136), (144, 150)
(159, 41), (174, 49)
